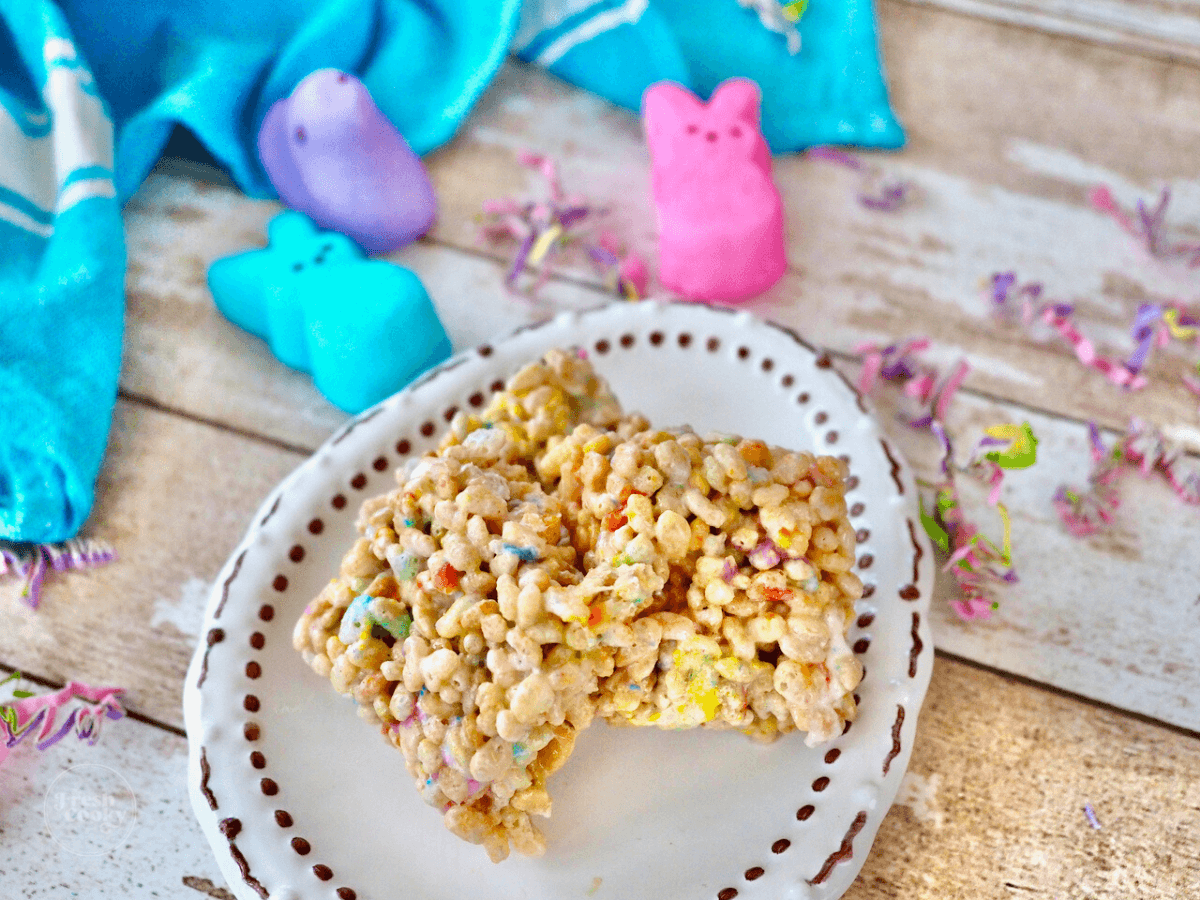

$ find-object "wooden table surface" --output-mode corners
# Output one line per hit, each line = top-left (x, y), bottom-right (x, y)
(4, 3), (1200, 897)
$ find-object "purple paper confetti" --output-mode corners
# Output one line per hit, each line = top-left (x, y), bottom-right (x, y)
(1, 538), (117, 608)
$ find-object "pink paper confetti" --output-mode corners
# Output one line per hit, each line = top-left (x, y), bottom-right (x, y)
(0, 675), (125, 766)
(1, 538), (116, 609)
(1054, 419), (1200, 537)
(479, 152), (645, 300)
(989, 272), (1151, 390)
(1090, 185), (1200, 267)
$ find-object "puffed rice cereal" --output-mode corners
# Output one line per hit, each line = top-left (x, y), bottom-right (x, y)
(540, 428), (864, 744)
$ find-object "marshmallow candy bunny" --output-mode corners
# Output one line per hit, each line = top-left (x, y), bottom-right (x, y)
(642, 78), (787, 302)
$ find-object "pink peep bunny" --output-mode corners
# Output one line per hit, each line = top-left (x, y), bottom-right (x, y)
(642, 78), (786, 302)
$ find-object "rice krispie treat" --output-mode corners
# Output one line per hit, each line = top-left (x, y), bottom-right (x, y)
(538, 427), (864, 745)
(293, 430), (665, 862)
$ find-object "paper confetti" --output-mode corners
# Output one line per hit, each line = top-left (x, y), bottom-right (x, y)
(989, 271), (1159, 390)
(993, 271), (1200, 536)
(1090, 185), (1200, 267)
(857, 339), (1035, 619)
(980, 422), (1040, 471)
(1083, 802), (1102, 830)
(736, 0), (805, 53)
(989, 272), (1158, 390)
(479, 151), (645, 300)
(808, 146), (916, 212)
(1, 538), (117, 609)
(990, 272), (1200, 384)
(0, 674), (125, 767)
(1055, 419), (1200, 536)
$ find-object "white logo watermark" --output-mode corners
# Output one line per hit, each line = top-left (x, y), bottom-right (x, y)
(43, 764), (138, 856)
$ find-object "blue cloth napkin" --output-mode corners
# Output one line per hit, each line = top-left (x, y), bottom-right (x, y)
(0, 0), (124, 544)
(0, 0), (519, 543)
(514, 0), (904, 150)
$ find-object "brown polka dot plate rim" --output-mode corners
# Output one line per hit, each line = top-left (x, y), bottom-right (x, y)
(184, 300), (934, 900)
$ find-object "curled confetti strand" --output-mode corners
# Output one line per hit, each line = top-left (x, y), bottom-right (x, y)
(807, 146), (916, 212)
(1090, 185), (1200, 267)
(855, 338), (948, 417)
(480, 151), (642, 301)
(1053, 484), (1118, 537)
(1089, 186), (1139, 238)
(1054, 419), (1200, 537)
(1119, 303), (1200, 381)
(857, 352), (883, 396)
(934, 361), (969, 422)
(516, 152), (566, 203)
(1163, 307), (1200, 341)
(980, 422), (1039, 471)
(595, 230), (649, 300)
(0, 679), (125, 766)
(1040, 305), (1148, 389)
(990, 272), (1151, 389)
(0, 538), (117, 609)
(921, 482), (1015, 622)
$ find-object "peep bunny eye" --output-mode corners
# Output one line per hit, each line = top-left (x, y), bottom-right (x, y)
(729, 126), (742, 138)
(686, 124), (699, 135)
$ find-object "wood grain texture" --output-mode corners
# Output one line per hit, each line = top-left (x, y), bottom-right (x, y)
(859, 361), (1200, 733)
(103, 14), (1200, 737)
(4, 9), (1199, 895)
(0, 709), (228, 900)
(123, 173), (346, 450)
(1, 656), (1196, 900)
(123, 167), (604, 452)
(6, 317), (1197, 737)
(822, 351), (1200, 732)
(848, 655), (1200, 899)
(897, 0), (1200, 65)
(0, 401), (302, 729)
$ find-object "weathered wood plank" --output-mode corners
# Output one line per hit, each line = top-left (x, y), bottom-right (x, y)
(122, 172), (345, 450)
(0, 401), (303, 730)
(898, 0), (1200, 66)
(843, 355), (1200, 733)
(0, 705), (229, 900)
(846, 655), (1200, 899)
(1, 656), (1196, 899)
(5, 345), (1197, 734)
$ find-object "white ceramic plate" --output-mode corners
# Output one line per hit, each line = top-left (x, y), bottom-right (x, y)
(184, 300), (934, 900)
